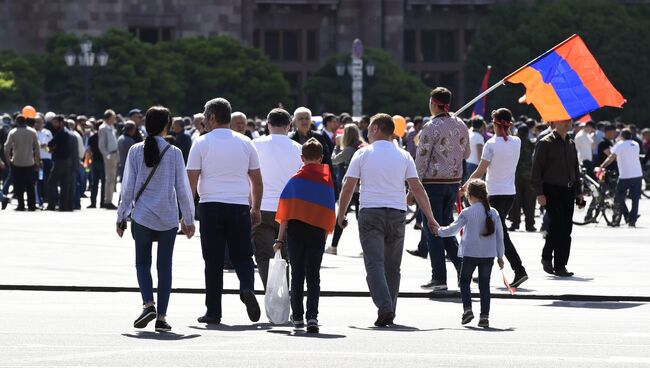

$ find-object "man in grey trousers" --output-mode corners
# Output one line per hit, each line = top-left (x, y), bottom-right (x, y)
(338, 113), (438, 327)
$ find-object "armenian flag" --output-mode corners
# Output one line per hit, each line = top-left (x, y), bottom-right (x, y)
(275, 163), (336, 234)
(506, 34), (625, 122)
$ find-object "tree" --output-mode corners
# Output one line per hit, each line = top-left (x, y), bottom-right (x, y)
(464, 0), (650, 126)
(0, 51), (43, 112)
(305, 48), (430, 116)
(8, 29), (289, 117)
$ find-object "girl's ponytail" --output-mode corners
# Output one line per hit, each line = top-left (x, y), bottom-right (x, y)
(467, 179), (495, 236)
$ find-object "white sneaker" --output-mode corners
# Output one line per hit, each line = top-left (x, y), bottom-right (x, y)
(325, 246), (337, 255)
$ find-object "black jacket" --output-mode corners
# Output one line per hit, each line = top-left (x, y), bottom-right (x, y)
(289, 129), (334, 169)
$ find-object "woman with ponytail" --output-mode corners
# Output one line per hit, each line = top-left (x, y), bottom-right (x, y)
(437, 179), (504, 328)
(465, 108), (528, 289)
(116, 106), (195, 333)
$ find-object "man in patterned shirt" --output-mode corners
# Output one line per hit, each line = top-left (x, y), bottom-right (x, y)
(414, 87), (470, 292)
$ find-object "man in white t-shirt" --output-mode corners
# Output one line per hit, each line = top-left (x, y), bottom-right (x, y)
(574, 121), (595, 178)
(34, 115), (53, 207)
(601, 128), (643, 227)
(338, 113), (438, 327)
(466, 117), (485, 181)
(465, 108), (527, 288)
(187, 97), (263, 325)
(252, 108), (302, 288)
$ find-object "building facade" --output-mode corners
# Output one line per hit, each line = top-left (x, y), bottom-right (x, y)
(0, 0), (513, 108)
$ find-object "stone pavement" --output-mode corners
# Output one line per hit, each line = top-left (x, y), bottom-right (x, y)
(1, 195), (649, 299)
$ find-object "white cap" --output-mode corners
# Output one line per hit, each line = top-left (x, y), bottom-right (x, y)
(44, 111), (56, 122)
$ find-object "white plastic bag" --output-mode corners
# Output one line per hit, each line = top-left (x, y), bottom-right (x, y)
(265, 250), (290, 324)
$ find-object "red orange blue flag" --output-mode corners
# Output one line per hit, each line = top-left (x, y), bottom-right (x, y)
(275, 163), (336, 234)
(506, 35), (625, 122)
(472, 65), (492, 117)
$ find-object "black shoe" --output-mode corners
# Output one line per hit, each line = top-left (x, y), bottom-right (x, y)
(133, 306), (157, 328)
(472, 277), (479, 284)
(461, 310), (474, 325)
(525, 226), (537, 232)
(306, 319), (319, 333)
(197, 314), (221, 324)
(223, 262), (235, 270)
(155, 319), (172, 332)
(554, 268), (574, 277)
(508, 224), (519, 232)
(240, 289), (261, 322)
(478, 316), (489, 328)
(100, 203), (106, 208)
(407, 249), (427, 259)
(14, 207), (25, 212)
(291, 315), (305, 329)
(421, 279), (448, 291)
(510, 273), (529, 288)
(414, 223), (422, 230)
(105, 203), (117, 210)
(541, 259), (554, 275)
(374, 312), (396, 327)
(1, 197), (8, 210)
(87, 203), (96, 209)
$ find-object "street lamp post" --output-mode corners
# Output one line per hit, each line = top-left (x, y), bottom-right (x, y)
(335, 38), (375, 117)
(64, 37), (109, 115)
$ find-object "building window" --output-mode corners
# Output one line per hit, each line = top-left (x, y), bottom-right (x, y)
(253, 29), (261, 48)
(464, 29), (475, 51)
(283, 31), (300, 61)
(404, 30), (416, 63)
(264, 31), (281, 61)
(307, 30), (318, 61)
(418, 30), (458, 62)
(129, 27), (172, 44)
(421, 71), (458, 99)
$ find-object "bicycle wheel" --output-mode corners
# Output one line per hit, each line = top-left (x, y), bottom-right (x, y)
(573, 177), (599, 225)
(602, 195), (623, 226)
(642, 170), (650, 199)
(405, 203), (418, 224)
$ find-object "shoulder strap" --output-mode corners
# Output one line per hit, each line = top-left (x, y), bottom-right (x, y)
(134, 144), (172, 204)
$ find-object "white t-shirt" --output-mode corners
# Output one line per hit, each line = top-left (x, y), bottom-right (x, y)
(345, 140), (418, 211)
(186, 128), (260, 205)
(481, 136), (521, 196)
(574, 129), (593, 163)
(467, 129), (485, 165)
(611, 140), (642, 179)
(252, 134), (303, 212)
(37, 128), (53, 159)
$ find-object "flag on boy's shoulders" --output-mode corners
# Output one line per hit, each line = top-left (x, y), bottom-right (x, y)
(275, 163), (336, 233)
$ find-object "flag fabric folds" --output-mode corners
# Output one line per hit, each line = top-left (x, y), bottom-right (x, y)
(472, 65), (492, 117)
(506, 35), (625, 122)
(275, 163), (336, 234)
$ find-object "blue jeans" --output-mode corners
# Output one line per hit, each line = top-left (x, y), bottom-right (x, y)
(464, 162), (479, 182)
(198, 202), (255, 318)
(459, 257), (493, 317)
(616, 177), (642, 225)
(132, 221), (178, 316)
(422, 183), (462, 284)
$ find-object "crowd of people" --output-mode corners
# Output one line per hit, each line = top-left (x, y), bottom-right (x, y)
(1, 86), (648, 333)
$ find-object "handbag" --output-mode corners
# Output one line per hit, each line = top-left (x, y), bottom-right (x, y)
(119, 144), (172, 233)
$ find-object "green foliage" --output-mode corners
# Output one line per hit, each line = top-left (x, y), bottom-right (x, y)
(2, 29), (289, 117)
(0, 50), (44, 111)
(464, 0), (650, 126)
(305, 48), (430, 116)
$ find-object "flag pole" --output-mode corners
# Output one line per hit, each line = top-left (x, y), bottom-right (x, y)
(454, 34), (579, 117)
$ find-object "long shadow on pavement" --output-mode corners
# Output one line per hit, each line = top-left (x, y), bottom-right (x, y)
(266, 330), (346, 339)
(463, 326), (516, 332)
(544, 276), (595, 282)
(348, 324), (439, 332)
(122, 332), (201, 340)
(543, 301), (645, 310)
(188, 323), (273, 332)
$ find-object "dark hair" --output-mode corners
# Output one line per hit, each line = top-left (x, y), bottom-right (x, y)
(144, 106), (171, 168)
(516, 124), (529, 138)
(584, 121), (596, 129)
(302, 137), (323, 161)
(413, 116), (423, 125)
(467, 179), (495, 236)
(492, 108), (513, 123)
(15, 115), (26, 125)
(323, 113), (337, 125)
(620, 128), (633, 140)
(369, 113), (395, 136)
(103, 109), (115, 120)
(204, 98), (232, 125)
(430, 87), (452, 105)
(604, 124), (617, 132)
(470, 117), (485, 130)
(267, 108), (291, 127)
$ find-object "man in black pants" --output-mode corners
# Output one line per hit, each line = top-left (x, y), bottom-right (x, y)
(47, 115), (76, 211)
(3, 115), (40, 211)
(532, 120), (584, 277)
(187, 97), (262, 325)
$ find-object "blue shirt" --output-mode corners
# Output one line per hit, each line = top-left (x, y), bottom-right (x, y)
(117, 136), (195, 231)
(437, 202), (505, 258)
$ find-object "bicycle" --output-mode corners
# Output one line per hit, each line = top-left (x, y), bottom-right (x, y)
(572, 167), (623, 226)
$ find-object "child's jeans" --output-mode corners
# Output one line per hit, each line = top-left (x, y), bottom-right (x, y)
(287, 220), (326, 321)
(459, 257), (494, 317)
